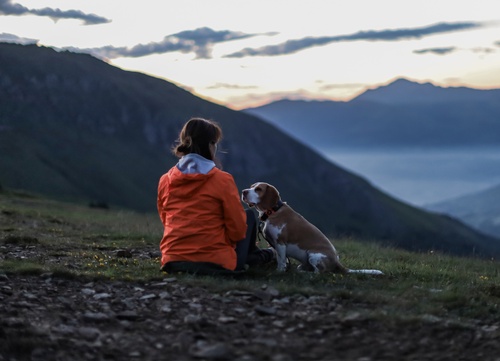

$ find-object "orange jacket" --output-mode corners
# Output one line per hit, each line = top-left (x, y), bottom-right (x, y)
(157, 154), (247, 270)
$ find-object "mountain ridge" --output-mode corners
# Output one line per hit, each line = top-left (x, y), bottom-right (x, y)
(245, 78), (500, 148)
(354, 78), (500, 104)
(1, 42), (499, 258)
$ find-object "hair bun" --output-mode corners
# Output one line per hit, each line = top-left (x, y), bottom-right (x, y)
(176, 144), (190, 153)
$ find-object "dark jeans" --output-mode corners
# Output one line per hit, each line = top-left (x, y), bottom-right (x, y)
(161, 209), (273, 275)
(235, 209), (274, 270)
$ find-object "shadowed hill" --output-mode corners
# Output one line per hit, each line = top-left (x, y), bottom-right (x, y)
(0, 42), (499, 258)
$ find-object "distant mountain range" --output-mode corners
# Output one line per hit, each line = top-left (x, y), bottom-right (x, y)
(1, 42), (499, 258)
(244, 78), (500, 148)
(245, 79), (500, 240)
(427, 183), (500, 238)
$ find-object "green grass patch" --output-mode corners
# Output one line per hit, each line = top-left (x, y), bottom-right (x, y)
(0, 260), (46, 275)
(1, 190), (500, 324)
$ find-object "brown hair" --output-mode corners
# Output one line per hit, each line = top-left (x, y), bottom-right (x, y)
(172, 118), (222, 161)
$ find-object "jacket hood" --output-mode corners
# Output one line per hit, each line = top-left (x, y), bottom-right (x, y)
(168, 154), (217, 197)
(177, 153), (216, 175)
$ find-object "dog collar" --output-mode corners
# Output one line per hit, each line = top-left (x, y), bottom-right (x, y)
(260, 200), (284, 221)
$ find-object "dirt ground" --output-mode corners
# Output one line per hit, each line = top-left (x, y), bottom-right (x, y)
(2, 243), (500, 361)
(0, 233), (500, 361)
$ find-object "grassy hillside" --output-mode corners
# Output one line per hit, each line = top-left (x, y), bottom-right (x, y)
(1, 189), (500, 320)
(2, 190), (500, 359)
(1, 42), (499, 258)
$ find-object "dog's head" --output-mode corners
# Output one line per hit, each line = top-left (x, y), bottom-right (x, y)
(241, 182), (280, 212)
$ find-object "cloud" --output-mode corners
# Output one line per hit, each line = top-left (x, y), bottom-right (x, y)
(206, 83), (258, 90)
(471, 47), (495, 54)
(318, 83), (366, 91)
(85, 27), (258, 59)
(493, 41), (500, 47)
(414, 45), (497, 56)
(413, 47), (457, 55)
(0, 32), (38, 44)
(225, 21), (484, 58)
(0, 0), (110, 25)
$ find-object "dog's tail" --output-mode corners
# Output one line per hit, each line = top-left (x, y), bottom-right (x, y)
(347, 269), (384, 275)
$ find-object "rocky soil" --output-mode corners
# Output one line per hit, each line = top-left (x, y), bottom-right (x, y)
(2, 244), (500, 361)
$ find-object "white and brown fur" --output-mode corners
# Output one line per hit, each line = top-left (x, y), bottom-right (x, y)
(242, 182), (383, 275)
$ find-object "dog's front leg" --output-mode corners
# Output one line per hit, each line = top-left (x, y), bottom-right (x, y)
(274, 244), (288, 272)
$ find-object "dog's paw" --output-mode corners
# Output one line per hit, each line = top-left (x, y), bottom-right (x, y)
(275, 257), (291, 272)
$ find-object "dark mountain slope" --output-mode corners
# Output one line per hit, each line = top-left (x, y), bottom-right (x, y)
(244, 79), (500, 148)
(1, 42), (499, 258)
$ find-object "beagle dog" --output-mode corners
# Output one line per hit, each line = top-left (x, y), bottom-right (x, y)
(241, 182), (383, 275)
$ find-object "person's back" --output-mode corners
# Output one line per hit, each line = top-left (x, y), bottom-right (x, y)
(157, 117), (275, 274)
(158, 152), (246, 270)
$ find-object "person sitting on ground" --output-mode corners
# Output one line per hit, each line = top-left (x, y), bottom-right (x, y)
(157, 117), (274, 275)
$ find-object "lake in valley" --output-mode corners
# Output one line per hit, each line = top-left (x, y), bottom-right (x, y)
(322, 147), (500, 207)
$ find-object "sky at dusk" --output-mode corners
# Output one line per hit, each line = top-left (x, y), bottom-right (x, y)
(1, 0), (500, 109)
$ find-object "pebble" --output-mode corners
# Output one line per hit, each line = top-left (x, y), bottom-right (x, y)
(139, 293), (157, 300)
(189, 341), (231, 359)
(254, 305), (277, 316)
(81, 288), (96, 296)
(160, 305), (172, 313)
(116, 311), (141, 321)
(116, 249), (133, 258)
(78, 326), (101, 340)
(93, 292), (111, 300)
(83, 312), (111, 322)
(0, 273), (9, 281)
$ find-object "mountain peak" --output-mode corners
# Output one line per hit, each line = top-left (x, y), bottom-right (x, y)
(389, 77), (421, 86)
(353, 78), (438, 104)
(353, 78), (499, 105)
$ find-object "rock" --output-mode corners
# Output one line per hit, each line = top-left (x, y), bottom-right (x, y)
(139, 293), (157, 300)
(81, 288), (96, 296)
(158, 291), (171, 299)
(184, 314), (203, 324)
(0, 273), (9, 281)
(116, 311), (141, 321)
(93, 292), (111, 300)
(149, 251), (162, 258)
(116, 249), (133, 258)
(52, 324), (76, 335)
(78, 327), (101, 341)
(254, 305), (277, 316)
(218, 316), (237, 323)
(159, 304), (172, 313)
(83, 312), (111, 322)
(189, 341), (231, 359)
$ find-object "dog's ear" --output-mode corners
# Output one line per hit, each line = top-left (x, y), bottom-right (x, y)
(260, 183), (280, 209)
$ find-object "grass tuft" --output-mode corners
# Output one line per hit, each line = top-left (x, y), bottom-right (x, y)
(2, 235), (40, 245)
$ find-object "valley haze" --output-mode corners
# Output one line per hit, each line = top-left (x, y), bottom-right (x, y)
(244, 78), (500, 202)
(244, 79), (500, 237)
